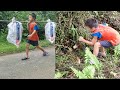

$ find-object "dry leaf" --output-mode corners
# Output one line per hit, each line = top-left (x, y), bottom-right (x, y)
(77, 57), (81, 64)
(110, 71), (117, 77)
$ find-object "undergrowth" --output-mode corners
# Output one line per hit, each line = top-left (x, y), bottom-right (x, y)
(55, 11), (120, 79)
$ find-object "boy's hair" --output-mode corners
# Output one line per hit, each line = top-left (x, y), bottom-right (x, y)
(85, 18), (98, 28)
(30, 13), (36, 20)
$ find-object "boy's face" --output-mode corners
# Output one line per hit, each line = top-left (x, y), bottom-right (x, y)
(86, 26), (95, 32)
(29, 15), (34, 22)
(85, 26), (91, 31)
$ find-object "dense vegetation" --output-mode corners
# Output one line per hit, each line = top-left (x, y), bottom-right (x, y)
(55, 11), (120, 79)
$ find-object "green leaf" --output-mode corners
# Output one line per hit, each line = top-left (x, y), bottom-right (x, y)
(71, 25), (75, 38)
(85, 47), (102, 70)
(114, 44), (120, 57)
(70, 67), (87, 79)
(54, 71), (65, 79)
(82, 65), (95, 78)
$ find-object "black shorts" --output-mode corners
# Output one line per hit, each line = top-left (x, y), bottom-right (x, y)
(100, 41), (113, 48)
(27, 40), (38, 46)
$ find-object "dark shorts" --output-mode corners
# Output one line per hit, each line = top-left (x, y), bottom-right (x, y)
(100, 41), (113, 48)
(27, 40), (38, 46)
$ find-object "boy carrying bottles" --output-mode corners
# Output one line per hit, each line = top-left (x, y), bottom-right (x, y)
(22, 13), (48, 60)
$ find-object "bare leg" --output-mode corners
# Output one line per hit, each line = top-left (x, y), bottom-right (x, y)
(36, 45), (49, 56)
(26, 43), (30, 58)
(100, 46), (106, 57)
(93, 42), (101, 57)
(36, 45), (45, 52)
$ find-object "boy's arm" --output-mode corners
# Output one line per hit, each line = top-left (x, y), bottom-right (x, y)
(28, 25), (39, 38)
(79, 36), (98, 46)
(28, 30), (36, 38)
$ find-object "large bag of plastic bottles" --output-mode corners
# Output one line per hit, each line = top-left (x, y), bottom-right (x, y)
(45, 19), (56, 44)
(7, 17), (23, 48)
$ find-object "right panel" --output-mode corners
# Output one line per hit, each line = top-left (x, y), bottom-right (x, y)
(55, 11), (120, 79)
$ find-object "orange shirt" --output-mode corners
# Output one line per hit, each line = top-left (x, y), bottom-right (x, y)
(28, 22), (39, 41)
(91, 24), (120, 46)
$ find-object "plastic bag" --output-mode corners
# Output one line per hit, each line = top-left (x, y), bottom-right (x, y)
(7, 17), (23, 48)
(45, 19), (56, 44)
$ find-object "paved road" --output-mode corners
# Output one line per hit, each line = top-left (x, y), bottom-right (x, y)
(0, 46), (55, 79)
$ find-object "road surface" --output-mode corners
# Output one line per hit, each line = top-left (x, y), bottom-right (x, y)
(0, 46), (55, 79)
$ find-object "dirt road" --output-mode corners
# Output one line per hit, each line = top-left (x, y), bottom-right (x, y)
(0, 46), (55, 79)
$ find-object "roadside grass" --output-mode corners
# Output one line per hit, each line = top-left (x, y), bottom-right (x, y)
(0, 39), (52, 55)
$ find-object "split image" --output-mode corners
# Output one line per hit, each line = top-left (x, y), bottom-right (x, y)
(0, 11), (120, 79)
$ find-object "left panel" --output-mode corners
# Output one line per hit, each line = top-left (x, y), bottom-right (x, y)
(0, 11), (56, 79)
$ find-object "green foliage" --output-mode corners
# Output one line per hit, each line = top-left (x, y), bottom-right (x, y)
(70, 65), (95, 79)
(114, 44), (120, 57)
(85, 47), (102, 70)
(82, 65), (95, 78)
(70, 25), (79, 40)
(70, 67), (87, 79)
(54, 71), (66, 79)
(56, 55), (69, 63)
(0, 40), (51, 55)
(70, 47), (104, 79)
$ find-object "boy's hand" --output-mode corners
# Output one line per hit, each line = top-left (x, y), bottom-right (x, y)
(79, 36), (84, 42)
(28, 34), (32, 38)
(73, 44), (78, 49)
